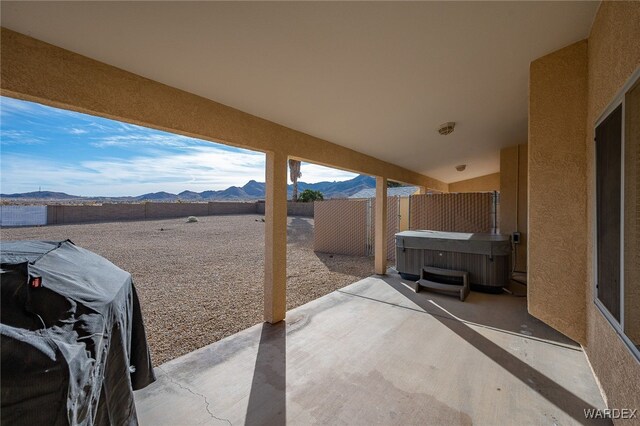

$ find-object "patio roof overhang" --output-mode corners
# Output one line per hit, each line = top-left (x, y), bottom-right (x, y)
(0, 1), (598, 183)
(0, 1), (598, 325)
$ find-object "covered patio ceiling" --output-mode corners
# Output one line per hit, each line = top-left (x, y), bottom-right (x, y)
(0, 1), (598, 183)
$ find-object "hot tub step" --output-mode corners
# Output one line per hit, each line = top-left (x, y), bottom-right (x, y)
(416, 267), (470, 301)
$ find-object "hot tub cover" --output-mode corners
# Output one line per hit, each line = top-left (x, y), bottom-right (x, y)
(395, 230), (511, 256)
(0, 240), (155, 425)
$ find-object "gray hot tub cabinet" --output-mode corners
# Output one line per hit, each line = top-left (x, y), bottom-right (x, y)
(395, 230), (511, 292)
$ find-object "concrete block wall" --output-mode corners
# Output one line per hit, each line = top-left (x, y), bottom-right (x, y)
(101, 203), (147, 221)
(47, 204), (134, 224)
(47, 202), (259, 225)
(144, 202), (209, 219)
(45, 201), (311, 225)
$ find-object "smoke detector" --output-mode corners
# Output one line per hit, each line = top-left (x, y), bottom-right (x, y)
(438, 122), (456, 135)
(455, 164), (466, 172)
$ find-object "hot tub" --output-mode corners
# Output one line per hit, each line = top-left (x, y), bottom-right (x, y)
(395, 230), (511, 292)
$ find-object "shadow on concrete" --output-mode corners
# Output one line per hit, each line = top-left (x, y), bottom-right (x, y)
(286, 217), (314, 246)
(382, 276), (611, 426)
(383, 271), (578, 347)
(245, 322), (286, 426)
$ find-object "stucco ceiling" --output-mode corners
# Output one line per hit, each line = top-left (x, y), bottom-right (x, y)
(1, 1), (599, 183)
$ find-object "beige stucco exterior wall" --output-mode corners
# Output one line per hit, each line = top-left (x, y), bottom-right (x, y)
(529, 1), (640, 413)
(500, 145), (528, 271)
(448, 172), (500, 193)
(584, 1), (640, 413)
(529, 41), (588, 344)
(624, 84), (640, 346)
(399, 197), (410, 231)
(0, 28), (446, 193)
(264, 152), (288, 323)
(374, 177), (388, 274)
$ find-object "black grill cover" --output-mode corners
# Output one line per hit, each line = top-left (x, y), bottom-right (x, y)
(1, 240), (155, 425)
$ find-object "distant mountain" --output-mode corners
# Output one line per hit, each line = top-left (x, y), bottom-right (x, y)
(242, 180), (266, 197)
(295, 174), (375, 199)
(135, 191), (177, 201)
(0, 191), (81, 200)
(1, 175), (377, 202)
(217, 186), (247, 199)
(177, 190), (201, 200)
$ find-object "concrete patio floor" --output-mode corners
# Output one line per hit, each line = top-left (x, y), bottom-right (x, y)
(134, 272), (610, 425)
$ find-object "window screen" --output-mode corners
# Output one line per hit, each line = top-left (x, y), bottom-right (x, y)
(595, 104), (622, 321)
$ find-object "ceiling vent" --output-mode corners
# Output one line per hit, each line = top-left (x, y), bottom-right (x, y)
(438, 122), (455, 135)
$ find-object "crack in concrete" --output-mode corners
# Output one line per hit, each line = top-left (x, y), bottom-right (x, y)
(157, 366), (232, 425)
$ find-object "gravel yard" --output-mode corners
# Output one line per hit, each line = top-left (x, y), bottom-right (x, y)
(1, 215), (373, 364)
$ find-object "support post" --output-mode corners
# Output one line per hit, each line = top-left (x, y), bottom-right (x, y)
(375, 176), (388, 274)
(264, 151), (288, 323)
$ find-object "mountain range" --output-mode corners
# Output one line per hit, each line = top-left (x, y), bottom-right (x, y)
(1, 174), (376, 202)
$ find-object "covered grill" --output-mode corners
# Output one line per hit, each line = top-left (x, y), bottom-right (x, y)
(0, 240), (155, 425)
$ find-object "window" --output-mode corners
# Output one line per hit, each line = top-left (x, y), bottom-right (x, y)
(594, 68), (640, 358)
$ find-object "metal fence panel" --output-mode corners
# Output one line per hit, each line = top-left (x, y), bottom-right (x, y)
(409, 193), (495, 233)
(387, 196), (400, 261)
(314, 199), (370, 256)
(314, 196), (400, 260)
(0, 205), (47, 227)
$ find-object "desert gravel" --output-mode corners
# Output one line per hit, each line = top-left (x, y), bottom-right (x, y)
(1, 215), (373, 364)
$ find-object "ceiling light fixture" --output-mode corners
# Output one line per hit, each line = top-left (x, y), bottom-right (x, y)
(455, 164), (466, 172)
(438, 122), (456, 135)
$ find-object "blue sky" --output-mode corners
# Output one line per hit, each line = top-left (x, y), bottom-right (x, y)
(0, 97), (358, 196)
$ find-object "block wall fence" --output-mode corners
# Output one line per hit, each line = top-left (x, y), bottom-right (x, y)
(0, 201), (317, 226)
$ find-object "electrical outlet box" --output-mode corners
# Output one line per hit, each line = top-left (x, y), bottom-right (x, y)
(512, 232), (521, 244)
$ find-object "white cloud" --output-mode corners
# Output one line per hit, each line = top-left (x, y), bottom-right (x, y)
(90, 132), (198, 149)
(0, 97), (43, 117)
(1, 150), (363, 196)
(0, 130), (46, 145)
(68, 128), (88, 135)
(0, 97), (361, 195)
(1, 147), (266, 196)
(295, 162), (359, 184)
(0, 96), (77, 119)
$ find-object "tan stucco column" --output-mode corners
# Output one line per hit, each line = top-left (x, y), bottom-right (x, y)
(264, 151), (288, 323)
(375, 176), (388, 274)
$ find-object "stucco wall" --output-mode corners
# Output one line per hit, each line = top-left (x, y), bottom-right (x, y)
(529, 0), (640, 413)
(448, 172), (500, 193)
(529, 41), (588, 344)
(624, 83), (640, 346)
(399, 197), (410, 231)
(500, 144), (527, 271)
(0, 28), (447, 193)
(584, 0), (640, 414)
